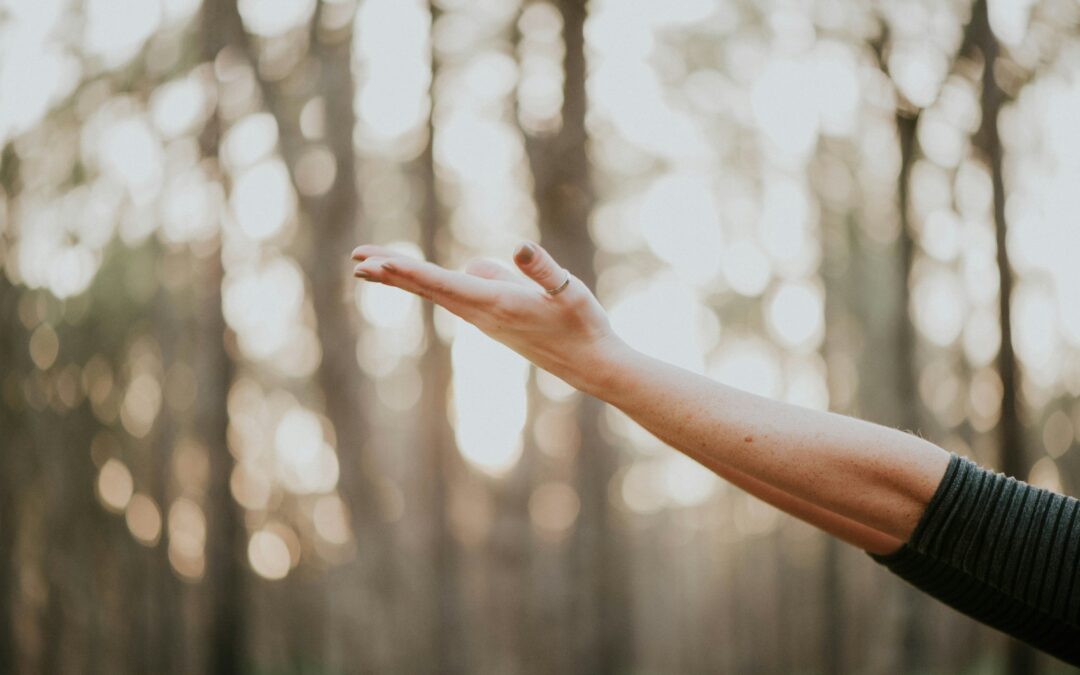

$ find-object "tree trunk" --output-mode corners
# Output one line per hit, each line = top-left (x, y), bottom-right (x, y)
(970, 0), (1035, 671)
(0, 278), (20, 675)
(522, 1), (631, 671)
(198, 1), (248, 672)
(891, 108), (933, 674)
(0, 142), (22, 675)
(411, 6), (466, 669)
(303, 6), (397, 670)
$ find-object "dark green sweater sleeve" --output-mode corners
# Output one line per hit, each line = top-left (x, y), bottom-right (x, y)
(870, 454), (1080, 666)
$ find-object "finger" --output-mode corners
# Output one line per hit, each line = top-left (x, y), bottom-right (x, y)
(464, 258), (530, 287)
(373, 269), (474, 318)
(357, 256), (499, 306)
(351, 244), (416, 262)
(354, 256), (475, 314)
(513, 242), (569, 293)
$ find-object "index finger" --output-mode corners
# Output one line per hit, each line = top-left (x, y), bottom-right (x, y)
(368, 256), (501, 306)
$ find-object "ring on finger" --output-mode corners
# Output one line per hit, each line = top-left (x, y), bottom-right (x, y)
(546, 270), (571, 295)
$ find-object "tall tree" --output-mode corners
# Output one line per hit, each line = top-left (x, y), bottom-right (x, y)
(970, 0), (1035, 672)
(521, 0), (631, 671)
(890, 105), (934, 674)
(868, 28), (932, 670)
(302, 5), (398, 669)
(415, 5), (466, 670)
(197, 1), (249, 671)
(230, 2), (399, 667)
(0, 142), (22, 675)
(819, 205), (851, 672)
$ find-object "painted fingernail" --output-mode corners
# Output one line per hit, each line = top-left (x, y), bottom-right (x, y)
(514, 242), (535, 264)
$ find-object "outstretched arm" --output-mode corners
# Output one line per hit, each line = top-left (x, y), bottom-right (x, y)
(354, 241), (1080, 664)
(585, 342), (949, 542)
(351, 241), (948, 547)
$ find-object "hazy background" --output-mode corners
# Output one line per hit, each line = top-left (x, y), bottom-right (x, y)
(2, 0), (1079, 672)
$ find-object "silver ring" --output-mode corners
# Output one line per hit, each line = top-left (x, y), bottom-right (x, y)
(546, 271), (571, 295)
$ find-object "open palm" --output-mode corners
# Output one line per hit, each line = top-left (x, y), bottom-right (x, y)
(351, 242), (624, 389)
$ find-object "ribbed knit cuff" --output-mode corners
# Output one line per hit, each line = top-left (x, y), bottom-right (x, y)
(867, 453), (1080, 665)
(868, 453), (962, 566)
(873, 450), (1080, 621)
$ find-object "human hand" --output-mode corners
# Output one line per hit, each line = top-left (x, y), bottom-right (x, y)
(350, 242), (628, 393)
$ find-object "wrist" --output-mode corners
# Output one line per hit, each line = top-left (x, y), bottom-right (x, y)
(564, 333), (639, 402)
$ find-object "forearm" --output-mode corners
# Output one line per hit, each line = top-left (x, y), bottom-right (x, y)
(574, 340), (950, 542)
(706, 462), (902, 555)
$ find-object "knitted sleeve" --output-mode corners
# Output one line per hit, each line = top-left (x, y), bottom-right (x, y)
(870, 453), (1080, 666)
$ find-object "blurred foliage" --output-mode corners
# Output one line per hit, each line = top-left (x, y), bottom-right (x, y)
(1, 0), (1079, 672)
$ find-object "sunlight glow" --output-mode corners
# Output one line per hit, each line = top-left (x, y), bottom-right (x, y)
(161, 165), (221, 243)
(97, 459), (134, 513)
(609, 274), (706, 374)
(84, 0), (162, 67)
(230, 463), (272, 511)
(767, 281), (824, 351)
(224, 113), (279, 170)
(313, 494), (352, 545)
(360, 280), (420, 328)
(223, 257), (308, 363)
(151, 74), (209, 140)
(912, 267), (966, 347)
(274, 407), (339, 494)
(238, 0), (315, 37)
(989, 0), (1036, 46)
(760, 177), (816, 273)
(230, 159), (294, 241)
(618, 454), (717, 515)
(126, 494), (163, 546)
(888, 41), (947, 109)
(721, 238), (772, 297)
(248, 528), (292, 580)
(121, 371), (163, 439)
(661, 454), (718, 507)
(1043, 410), (1074, 459)
(709, 338), (783, 400)
(168, 498), (207, 581)
(637, 172), (723, 286)
(451, 322), (529, 475)
(516, 1), (564, 135)
(752, 60), (820, 157)
(356, 0), (430, 145)
(1028, 456), (1063, 493)
(0, 0), (77, 144)
(1004, 58), (1080, 392)
(5, 0), (1077, 597)
(98, 115), (165, 203)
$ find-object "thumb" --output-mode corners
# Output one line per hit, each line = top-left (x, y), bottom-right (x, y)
(513, 242), (567, 293)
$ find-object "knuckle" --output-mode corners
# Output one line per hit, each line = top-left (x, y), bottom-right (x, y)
(429, 279), (450, 296)
(472, 313), (497, 333)
(492, 298), (522, 320)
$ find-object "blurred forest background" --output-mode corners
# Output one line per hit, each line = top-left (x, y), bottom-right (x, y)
(2, 0), (1080, 672)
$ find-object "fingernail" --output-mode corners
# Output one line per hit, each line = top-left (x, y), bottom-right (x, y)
(514, 242), (535, 264)
(355, 270), (371, 279)
(380, 261), (395, 273)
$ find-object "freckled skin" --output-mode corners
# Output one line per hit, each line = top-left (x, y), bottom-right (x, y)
(580, 348), (949, 549)
(350, 242), (952, 555)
